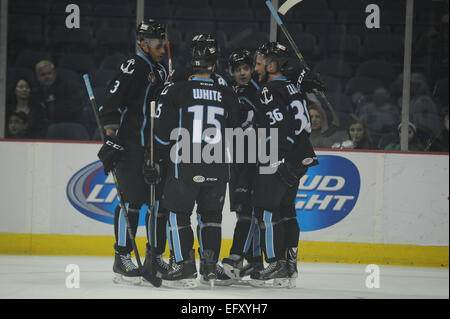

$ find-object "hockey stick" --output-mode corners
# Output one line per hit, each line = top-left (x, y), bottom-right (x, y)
(167, 40), (173, 83)
(265, 0), (334, 109)
(82, 74), (161, 287)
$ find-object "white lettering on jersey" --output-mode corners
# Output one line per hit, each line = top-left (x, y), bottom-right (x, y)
(193, 89), (222, 102)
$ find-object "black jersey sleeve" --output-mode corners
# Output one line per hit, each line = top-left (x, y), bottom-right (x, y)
(99, 57), (142, 128)
(225, 88), (244, 129)
(154, 83), (178, 149)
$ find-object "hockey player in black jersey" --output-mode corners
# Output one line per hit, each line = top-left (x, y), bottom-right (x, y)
(153, 36), (241, 288)
(221, 49), (265, 281)
(97, 19), (170, 285)
(249, 42), (323, 288)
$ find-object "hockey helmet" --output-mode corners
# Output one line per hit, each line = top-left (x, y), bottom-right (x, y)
(256, 42), (290, 72)
(136, 19), (166, 41)
(228, 49), (253, 72)
(190, 34), (218, 71)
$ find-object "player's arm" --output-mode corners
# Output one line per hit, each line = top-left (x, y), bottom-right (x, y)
(154, 84), (178, 157)
(100, 57), (138, 136)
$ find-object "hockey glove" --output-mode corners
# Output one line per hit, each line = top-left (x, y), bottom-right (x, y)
(97, 135), (124, 175)
(296, 68), (327, 94)
(142, 152), (161, 185)
(276, 161), (306, 188)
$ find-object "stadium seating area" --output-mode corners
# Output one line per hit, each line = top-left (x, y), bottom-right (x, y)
(5, 0), (449, 147)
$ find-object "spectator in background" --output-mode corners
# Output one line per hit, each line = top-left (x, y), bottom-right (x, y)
(32, 60), (83, 131)
(391, 73), (431, 107)
(332, 119), (376, 150)
(309, 104), (347, 148)
(5, 111), (30, 139)
(6, 78), (47, 138)
(355, 88), (400, 119)
(385, 122), (425, 152)
(426, 107), (449, 152)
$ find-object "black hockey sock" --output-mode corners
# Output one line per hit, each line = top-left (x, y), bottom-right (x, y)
(280, 204), (300, 249)
(282, 217), (300, 249)
(145, 201), (169, 255)
(168, 211), (194, 263)
(230, 213), (252, 256)
(114, 204), (140, 255)
(197, 212), (222, 262)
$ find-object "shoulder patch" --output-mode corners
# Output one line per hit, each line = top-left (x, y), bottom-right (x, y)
(120, 59), (135, 74)
(260, 86), (273, 105)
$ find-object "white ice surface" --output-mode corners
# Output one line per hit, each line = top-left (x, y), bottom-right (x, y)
(0, 255), (448, 299)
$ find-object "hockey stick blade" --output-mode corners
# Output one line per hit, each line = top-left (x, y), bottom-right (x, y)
(278, 0), (303, 15)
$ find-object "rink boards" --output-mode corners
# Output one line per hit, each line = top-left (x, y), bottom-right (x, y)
(0, 140), (448, 267)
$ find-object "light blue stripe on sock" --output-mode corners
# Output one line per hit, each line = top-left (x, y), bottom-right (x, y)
(263, 211), (275, 259)
(169, 212), (183, 263)
(118, 203), (129, 247)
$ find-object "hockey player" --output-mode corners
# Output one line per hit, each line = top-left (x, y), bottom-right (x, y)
(249, 42), (323, 288)
(97, 19), (170, 286)
(153, 36), (242, 288)
(221, 49), (265, 281)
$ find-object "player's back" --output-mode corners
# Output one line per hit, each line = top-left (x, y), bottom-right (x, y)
(155, 77), (241, 184)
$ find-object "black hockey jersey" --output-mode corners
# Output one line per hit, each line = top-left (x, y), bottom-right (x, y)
(99, 51), (168, 148)
(154, 76), (242, 183)
(232, 78), (260, 129)
(254, 76), (318, 170)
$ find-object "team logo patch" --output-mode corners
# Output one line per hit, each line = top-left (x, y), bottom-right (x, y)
(296, 155), (361, 232)
(193, 175), (205, 183)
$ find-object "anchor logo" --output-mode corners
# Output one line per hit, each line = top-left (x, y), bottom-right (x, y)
(120, 59), (135, 75)
(260, 87), (273, 105)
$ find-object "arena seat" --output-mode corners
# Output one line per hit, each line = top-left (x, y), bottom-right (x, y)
(46, 122), (90, 141)
(356, 59), (396, 85)
(100, 53), (127, 71)
(88, 69), (115, 89)
(314, 58), (353, 79)
(58, 53), (97, 75)
(345, 76), (385, 96)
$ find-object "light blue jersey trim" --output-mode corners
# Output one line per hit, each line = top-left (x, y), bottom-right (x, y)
(190, 76), (214, 83)
(287, 136), (295, 144)
(251, 79), (260, 90)
(175, 108), (182, 179)
(155, 135), (170, 145)
(239, 96), (257, 111)
(272, 76), (287, 81)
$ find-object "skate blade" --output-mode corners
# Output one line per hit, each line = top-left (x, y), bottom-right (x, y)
(141, 276), (163, 288)
(249, 278), (290, 288)
(222, 264), (241, 280)
(162, 278), (198, 289)
(112, 273), (142, 286)
(200, 277), (233, 287)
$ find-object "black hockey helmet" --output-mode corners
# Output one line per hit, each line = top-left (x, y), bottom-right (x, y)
(190, 34), (218, 71)
(256, 42), (291, 72)
(136, 19), (166, 41)
(228, 49), (253, 72)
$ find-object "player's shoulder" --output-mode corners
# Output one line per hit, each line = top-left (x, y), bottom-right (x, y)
(211, 73), (229, 87)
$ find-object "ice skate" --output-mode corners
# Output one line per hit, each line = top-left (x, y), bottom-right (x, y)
(112, 251), (142, 286)
(162, 250), (198, 289)
(286, 248), (298, 288)
(200, 262), (233, 287)
(250, 260), (289, 288)
(222, 254), (244, 280)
